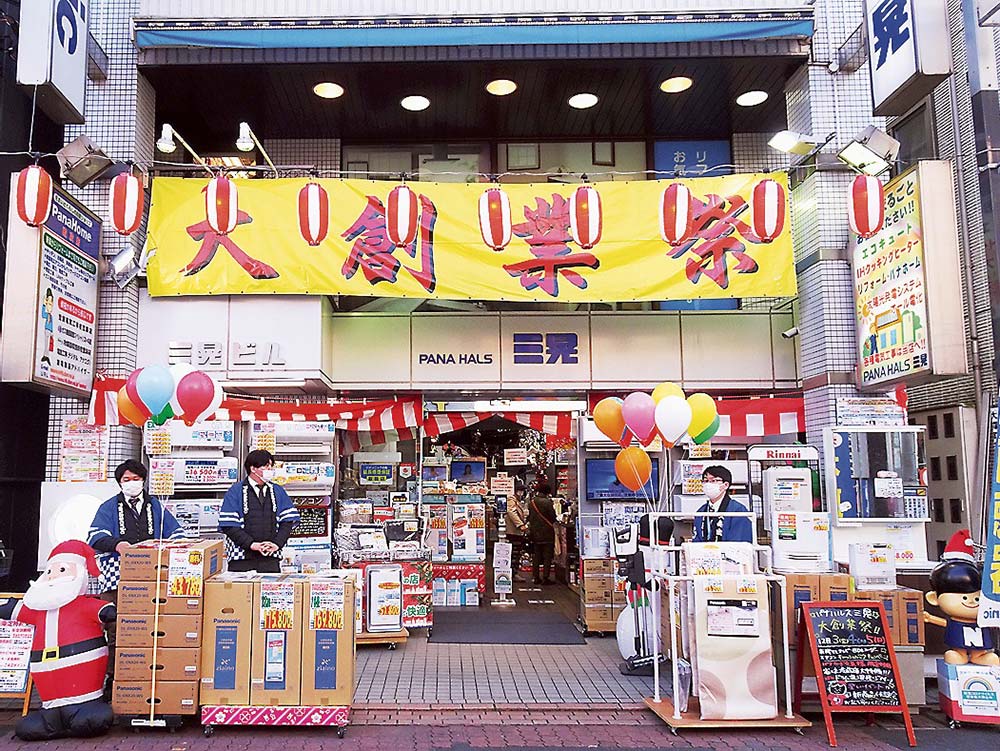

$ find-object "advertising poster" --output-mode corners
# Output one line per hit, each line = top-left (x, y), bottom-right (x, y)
(367, 565), (403, 632)
(0, 620), (33, 693)
(359, 463), (395, 486)
(450, 504), (486, 561)
(980, 392), (1000, 628)
(58, 417), (109, 482)
(167, 547), (205, 597)
(32, 187), (100, 395)
(400, 560), (433, 628)
(503, 448), (528, 466)
(309, 580), (346, 630)
(426, 504), (450, 562)
(259, 581), (296, 630)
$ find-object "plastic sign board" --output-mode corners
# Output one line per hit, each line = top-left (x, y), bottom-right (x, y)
(864, 0), (952, 116)
(851, 162), (966, 390)
(980, 391), (1000, 628)
(16, 0), (88, 123)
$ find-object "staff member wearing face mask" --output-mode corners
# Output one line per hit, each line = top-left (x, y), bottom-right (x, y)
(219, 450), (300, 573)
(692, 465), (754, 544)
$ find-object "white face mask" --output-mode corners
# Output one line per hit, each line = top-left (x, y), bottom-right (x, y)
(261, 468), (276, 482)
(121, 479), (144, 499)
(702, 482), (725, 501)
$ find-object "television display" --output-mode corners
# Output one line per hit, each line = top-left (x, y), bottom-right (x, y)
(449, 459), (487, 484)
(421, 464), (448, 482)
(585, 458), (659, 502)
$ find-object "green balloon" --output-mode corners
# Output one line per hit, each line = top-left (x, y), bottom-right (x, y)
(151, 403), (174, 426)
(692, 414), (720, 444)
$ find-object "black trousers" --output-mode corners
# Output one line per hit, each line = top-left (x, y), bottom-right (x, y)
(532, 542), (555, 583)
(508, 534), (527, 573)
(228, 555), (281, 573)
(16, 699), (114, 741)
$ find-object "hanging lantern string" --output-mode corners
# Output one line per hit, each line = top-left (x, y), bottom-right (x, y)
(27, 85), (39, 163)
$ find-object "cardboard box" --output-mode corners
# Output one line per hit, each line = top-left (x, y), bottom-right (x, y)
(112, 680), (199, 716)
(117, 580), (203, 616)
(200, 578), (255, 706)
(581, 580), (614, 604)
(116, 614), (202, 648)
(819, 573), (851, 603)
(581, 558), (614, 575)
(119, 539), (224, 585)
(251, 578), (303, 706)
(781, 574), (819, 629)
(584, 604), (614, 623)
(582, 572), (614, 588)
(855, 589), (897, 638)
(300, 580), (356, 706)
(896, 587), (926, 646)
(115, 647), (201, 682)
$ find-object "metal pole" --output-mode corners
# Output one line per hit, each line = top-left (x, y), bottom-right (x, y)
(668, 576), (681, 719)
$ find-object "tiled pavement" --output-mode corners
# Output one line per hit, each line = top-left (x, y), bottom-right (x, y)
(354, 634), (661, 705)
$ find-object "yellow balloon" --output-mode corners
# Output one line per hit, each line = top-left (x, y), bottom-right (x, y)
(686, 393), (718, 437)
(652, 382), (685, 405)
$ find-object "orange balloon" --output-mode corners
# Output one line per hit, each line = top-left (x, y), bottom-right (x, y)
(594, 397), (630, 447)
(615, 447), (652, 492)
(117, 386), (147, 428)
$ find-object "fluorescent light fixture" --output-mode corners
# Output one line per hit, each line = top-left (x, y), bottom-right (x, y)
(768, 130), (821, 155)
(155, 124), (176, 153)
(313, 82), (345, 99)
(836, 125), (900, 176)
(659, 76), (693, 94)
(219, 380), (307, 389)
(568, 92), (599, 109)
(401, 95), (430, 111)
(736, 90), (768, 107)
(486, 79), (517, 96)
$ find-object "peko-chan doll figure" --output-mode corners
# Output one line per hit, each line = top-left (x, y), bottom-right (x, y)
(925, 530), (1000, 667)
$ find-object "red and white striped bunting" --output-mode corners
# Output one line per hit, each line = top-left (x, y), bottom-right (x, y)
(423, 411), (576, 439)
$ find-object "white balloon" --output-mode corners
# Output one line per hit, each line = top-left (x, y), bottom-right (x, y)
(654, 395), (693, 445)
(167, 363), (198, 416)
(194, 379), (224, 424)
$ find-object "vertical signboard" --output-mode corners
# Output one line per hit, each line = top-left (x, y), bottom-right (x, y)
(864, 0), (952, 116)
(979, 389), (1000, 628)
(16, 0), (88, 124)
(851, 161), (966, 390)
(1, 178), (100, 397)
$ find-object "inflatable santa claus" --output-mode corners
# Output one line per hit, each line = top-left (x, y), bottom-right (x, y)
(0, 540), (116, 740)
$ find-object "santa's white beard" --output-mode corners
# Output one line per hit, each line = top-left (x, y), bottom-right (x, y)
(22, 573), (87, 611)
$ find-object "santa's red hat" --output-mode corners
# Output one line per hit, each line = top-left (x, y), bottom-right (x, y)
(48, 539), (100, 577)
(941, 529), (975, 562)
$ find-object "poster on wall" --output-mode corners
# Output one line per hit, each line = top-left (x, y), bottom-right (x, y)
(359, 463), (395, 486)
(58, 417), (109, 482)
(980, 391), (1000, 628)
(0, 619), (33, 693)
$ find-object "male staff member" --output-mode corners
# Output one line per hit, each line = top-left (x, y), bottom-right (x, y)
(692, 465), (754, 543)
(219, 450), (299, 572)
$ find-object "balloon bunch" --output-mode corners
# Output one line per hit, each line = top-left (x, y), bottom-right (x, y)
(593, 382), (721, 492)
(117, 364), (224, 428)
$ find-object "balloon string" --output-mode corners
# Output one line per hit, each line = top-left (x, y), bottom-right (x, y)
(623, 449), (653, 510)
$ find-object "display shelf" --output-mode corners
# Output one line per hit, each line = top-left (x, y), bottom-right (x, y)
(644, 697), (810, 735)
(200, 705), (350, 736)
(356, 628), (409, 650)
(834, 518), (931, 524)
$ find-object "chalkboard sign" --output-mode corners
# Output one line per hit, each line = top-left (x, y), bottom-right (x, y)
(796, 602), (915, 747)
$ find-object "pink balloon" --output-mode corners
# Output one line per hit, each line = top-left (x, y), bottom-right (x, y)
(125, 368), (151, 418)
(175, 370), (216, 426)
(621, 392), (657, 446)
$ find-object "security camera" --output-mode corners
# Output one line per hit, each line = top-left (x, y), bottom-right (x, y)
(781, 326), (800, 339)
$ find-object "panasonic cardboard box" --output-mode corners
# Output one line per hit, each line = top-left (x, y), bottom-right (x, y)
(300, 578), (356, 706)
(116, 614), (201, 648)
(115, 647), (201, 682)
(117, 580), (203, 616)
(251, 577), (303, 706)
(200, 576), (256, 706)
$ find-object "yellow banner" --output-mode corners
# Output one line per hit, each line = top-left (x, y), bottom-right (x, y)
(145, 174), (796, 301)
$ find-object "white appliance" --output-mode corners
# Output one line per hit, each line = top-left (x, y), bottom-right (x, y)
(366, 564), (403, 632)
(38, 481), (118, 569)
(769, 511), (832, 573)
(762, 466), (812, 528)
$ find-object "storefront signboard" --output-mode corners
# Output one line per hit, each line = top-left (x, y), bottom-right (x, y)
(16, 0), (88, 123)
(864, 0), (951, 116)
(836, 397), (906, 427)
(1, 179), (100, 397)
(653, 140), (732, 177)
(145, 174), (797, 303)
(980, 387), (1000, 628)
(851, 161), (966, 390)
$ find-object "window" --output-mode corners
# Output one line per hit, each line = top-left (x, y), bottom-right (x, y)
(936, 540), (947, 559)
(950, 499), (963, 524)
(946, 455), (959, 482)
(889, 104), (936, 176)
(926, 415), (939, 440)
(930, 457), (942, 482)
(933, 498), (945, 523)
(943, 412), (955, 439)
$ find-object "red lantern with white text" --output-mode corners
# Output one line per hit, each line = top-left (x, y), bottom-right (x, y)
(15, 165), (53, 227)
(478, 187), (511, 251)
(205, 175), (238, 236)
(109, 172), (144, 236)
(847, 174), (884, 239)
(569, 185), (602, 250)
(387, 185), (419, 247)
(297, 181), (329, 246)
(660, 182), (693, 246)
(751, 178), (785, 243)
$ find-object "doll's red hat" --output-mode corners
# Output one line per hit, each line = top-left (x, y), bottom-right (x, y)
(941, 529), (975, 562)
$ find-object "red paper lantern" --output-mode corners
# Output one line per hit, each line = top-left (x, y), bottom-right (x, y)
(659, 182), (693, 246)
(751, 178), (785, 243)
(478, 187), (511, 251)
(297, 181), (329, 247)
(108, 172), (144, 236)
(569, 185), (602, 250)
(15, 165), (53, 227)
(205, 175), (238, 235)
(386, 185), (419, 247)
(847, 174), (885, 239)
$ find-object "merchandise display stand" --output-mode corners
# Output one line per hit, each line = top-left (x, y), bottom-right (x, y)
(201, 705), (351, 737)
(643, 512), (811, 736)
(356, 627), (409, 649)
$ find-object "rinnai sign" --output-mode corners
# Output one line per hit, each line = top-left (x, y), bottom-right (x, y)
(864, 0), (952, 116)
(748, 445), (820, 463)
(16, 0), (88, 124)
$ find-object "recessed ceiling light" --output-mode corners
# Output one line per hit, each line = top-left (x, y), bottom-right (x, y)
(486, 79), (517, 96)
(313, 82), (344, 99)
(736, 90), (769, 107)
(568, 92), (599, 109)
(659, 76), (693, 94)
(401, 95), (430, 111)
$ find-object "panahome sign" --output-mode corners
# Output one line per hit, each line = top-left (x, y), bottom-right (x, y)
(145, 174), (796, 302)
